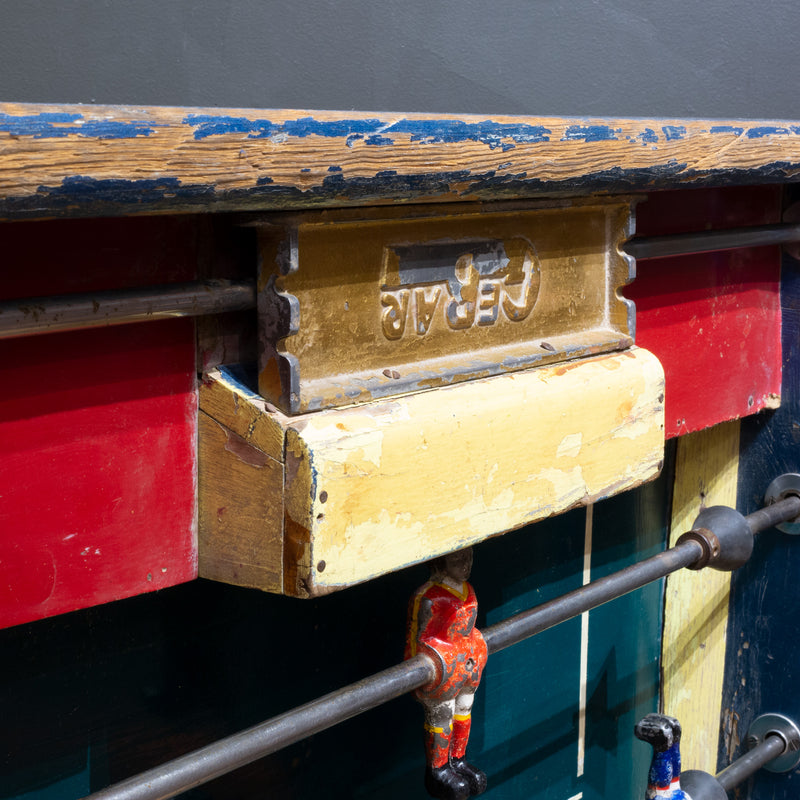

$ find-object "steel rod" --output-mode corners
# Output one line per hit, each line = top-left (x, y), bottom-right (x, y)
(624, 222), (800, 260)
(746, 495), (800, 535)
(82, 494), (800, 800)
(483, 539), (702, 654)
(84, 655), (435, 800)
(0, 279), (256, 339)
(716, 734), (787, 792)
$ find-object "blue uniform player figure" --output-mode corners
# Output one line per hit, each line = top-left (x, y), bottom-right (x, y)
(635, 713), (686, 799)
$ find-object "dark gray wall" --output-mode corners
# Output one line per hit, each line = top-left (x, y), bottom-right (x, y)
(1, 1), (798, 118)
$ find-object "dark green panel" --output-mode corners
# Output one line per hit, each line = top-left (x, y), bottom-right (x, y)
(583, 476), (671, 799)
(1, 461), (672, 800)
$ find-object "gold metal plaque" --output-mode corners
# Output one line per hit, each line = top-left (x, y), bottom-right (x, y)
(257, 201), (635, 414)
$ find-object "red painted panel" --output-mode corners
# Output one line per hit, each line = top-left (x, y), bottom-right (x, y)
(0, 321), (197, 628)
(628, 187), (783, 438)
(0, 217), (199, 627)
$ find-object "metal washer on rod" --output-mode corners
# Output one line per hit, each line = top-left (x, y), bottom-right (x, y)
(764, 473), (800, 535)
(746, 713), (800, 773)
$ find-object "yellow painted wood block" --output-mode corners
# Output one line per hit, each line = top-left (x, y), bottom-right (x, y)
(199, 347), (664, 597)
(661, 420), (741, 774)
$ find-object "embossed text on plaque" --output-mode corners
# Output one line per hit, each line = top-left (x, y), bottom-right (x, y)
(257, 201), (635, 414)
(380, 238), (540, 339)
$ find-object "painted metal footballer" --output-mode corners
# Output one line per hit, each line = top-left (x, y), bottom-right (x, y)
(405, 547), (488, 799)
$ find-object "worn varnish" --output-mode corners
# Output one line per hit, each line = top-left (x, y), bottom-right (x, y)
(3, 104), (800, 219)
(199, 348), (665, 597)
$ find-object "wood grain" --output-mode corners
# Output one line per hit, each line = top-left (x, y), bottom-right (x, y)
(661, 419), (741, 773)
(199, 368), (287, 462)
(3, 103), (800, 219)
(197, 411), (284, 593)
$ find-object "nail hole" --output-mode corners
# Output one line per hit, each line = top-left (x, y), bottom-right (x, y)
(319, 490), (328, 503)
(317, 560), (326, 572)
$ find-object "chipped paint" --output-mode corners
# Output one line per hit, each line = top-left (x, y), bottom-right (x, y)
(745, 125), (792, 138)
(556, 432), (583, 458)
(561, 125), (619, 142)
(0, 111), (158, 139)
(4, 103), (800, 219)
(280, 348), (664, 594)
(662, 125), (687, 141)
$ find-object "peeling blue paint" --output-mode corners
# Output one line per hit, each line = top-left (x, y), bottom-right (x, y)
(746, 126), (791, 139)
(5, 157), (800, 221)
(637, 128), (659, 145)
(0, 112), (158, 139)
(30, 175), (212, 207)
(561, 125), (618, 142)
(662, 126), (687, 141)
(327, 165), (342, 172)
(386, 119), (551, 148)
(183, 114), (551, 149)
(185, 114), (276, 140)
(710, 125), (745, 136)
(281, 117), (385, 139)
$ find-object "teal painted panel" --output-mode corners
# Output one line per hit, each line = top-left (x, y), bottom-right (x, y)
(582, 478), (670, 800)
(0, 464), (671, 800)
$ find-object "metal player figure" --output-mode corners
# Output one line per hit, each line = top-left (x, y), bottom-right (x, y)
(635, 713), (686, 799)
(405, 547), (488, 799)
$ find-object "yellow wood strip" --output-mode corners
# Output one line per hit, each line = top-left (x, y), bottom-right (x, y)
(661, 419), (741, 774)
(2, 103), (800, 218)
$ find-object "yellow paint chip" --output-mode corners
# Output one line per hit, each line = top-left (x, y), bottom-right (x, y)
(557, 432), (583, 459)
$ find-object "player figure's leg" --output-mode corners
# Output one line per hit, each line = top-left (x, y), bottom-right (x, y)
(422, 698), (470, 800)
(450, 688), (487, 796)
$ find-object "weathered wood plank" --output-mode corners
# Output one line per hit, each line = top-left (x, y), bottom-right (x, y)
(198, 349), (664, 597)
(199, 367), (287, 462)
(661, 420), (740, 773)
(197, 411), (284, 593)
(284, 347), (665, 596)
(3, 103), (800, 219)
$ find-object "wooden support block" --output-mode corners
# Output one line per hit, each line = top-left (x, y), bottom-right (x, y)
(199, 347), (665, 597)
(197, 411), (284, 592)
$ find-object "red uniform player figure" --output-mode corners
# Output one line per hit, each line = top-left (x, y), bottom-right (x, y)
(405, 547), (489, 800)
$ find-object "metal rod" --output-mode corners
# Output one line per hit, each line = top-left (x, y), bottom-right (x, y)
(0, 279), (256, 339)
(716, 734), (787, 792)
(82, 495), (800, 800)
(84, 655), (435, 800)
(624, 222), (800, 260)
(483, 539), (703, 654)
(746, 495), (800, 535)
